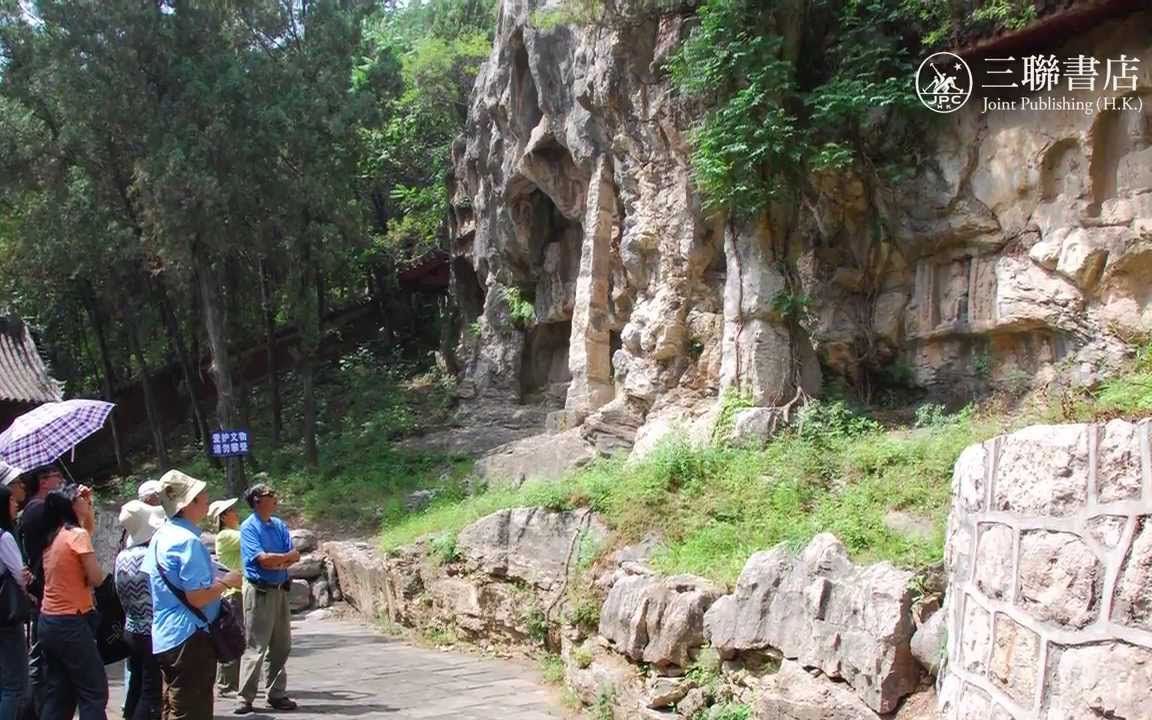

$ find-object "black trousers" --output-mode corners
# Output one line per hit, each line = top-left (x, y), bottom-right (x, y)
(123, 632), (161, 720)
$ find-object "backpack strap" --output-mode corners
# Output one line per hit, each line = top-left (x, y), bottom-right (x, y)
(153, 542), (210, 627)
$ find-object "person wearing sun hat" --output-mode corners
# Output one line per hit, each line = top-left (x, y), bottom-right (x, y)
(115, 501), (166, 720)
(143, 470), (242, 720)
(136, 480), (162, 507)
(208, 498), (243, 697)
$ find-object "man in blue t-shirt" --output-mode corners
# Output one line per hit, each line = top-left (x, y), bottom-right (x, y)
(235, 483), (300, 715)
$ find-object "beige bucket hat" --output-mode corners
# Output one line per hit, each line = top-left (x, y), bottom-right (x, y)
(158, 469), (208, 517)
(119, 500), (166, 547)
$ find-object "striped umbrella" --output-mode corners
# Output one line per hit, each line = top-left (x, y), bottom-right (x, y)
(0, 399), (115, 470)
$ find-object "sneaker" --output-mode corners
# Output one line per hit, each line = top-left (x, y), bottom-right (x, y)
(267, 698), (298, 711)
(233, 702), (255, 715)
(219, 690), (236, 699)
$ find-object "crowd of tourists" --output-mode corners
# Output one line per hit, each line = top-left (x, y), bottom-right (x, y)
(0, 463), (301, 720)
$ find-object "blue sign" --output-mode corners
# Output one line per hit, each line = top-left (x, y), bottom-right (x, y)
(210, 430), (250, 458)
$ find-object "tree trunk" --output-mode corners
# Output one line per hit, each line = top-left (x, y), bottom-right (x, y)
(295, 234), (320, 467)
(300, 352), (318, 466)
(196, 249), (246, 494)
(154, 278), (210, 448)
(84, 300), (128, 474)
(124, 311), (170, 468)
(259, 257), (283, 449)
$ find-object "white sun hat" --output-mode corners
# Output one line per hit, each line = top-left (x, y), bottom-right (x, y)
(119, 500), (167, 547)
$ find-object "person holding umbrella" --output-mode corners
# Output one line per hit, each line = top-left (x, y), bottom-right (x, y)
(17, 464), (65, 603)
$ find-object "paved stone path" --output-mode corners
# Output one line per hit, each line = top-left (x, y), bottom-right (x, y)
(108, 611), (570, 720)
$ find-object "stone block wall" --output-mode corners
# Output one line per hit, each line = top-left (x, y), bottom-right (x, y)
(940, 419), (1152, 719)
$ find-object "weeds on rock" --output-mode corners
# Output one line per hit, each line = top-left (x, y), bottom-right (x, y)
(571, 644), (594, 670)
(593, 686), (616, 720)
(429, 532), (459, 565)
(706, 703), (751, 720)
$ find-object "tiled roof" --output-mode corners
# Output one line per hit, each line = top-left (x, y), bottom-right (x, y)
(0, 317), (63, 404)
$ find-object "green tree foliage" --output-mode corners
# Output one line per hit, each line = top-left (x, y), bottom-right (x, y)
(360, 0), (493, 260)
(668, 0), (925, 218)
(0, 0), (493, 477)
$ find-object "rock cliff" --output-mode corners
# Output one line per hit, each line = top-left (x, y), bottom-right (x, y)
(449, 0), (1152, 452)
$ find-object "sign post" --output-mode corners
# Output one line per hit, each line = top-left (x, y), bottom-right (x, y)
(210, 430), (250, 458)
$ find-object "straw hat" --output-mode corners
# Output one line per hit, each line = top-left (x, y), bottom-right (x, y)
(119, 500), (166, 547)
(158, 469), (208, 517)
(208, 498), (239, 523)
(137, 479), (162, 502)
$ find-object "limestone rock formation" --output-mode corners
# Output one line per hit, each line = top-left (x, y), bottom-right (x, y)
(704, 534), (919, 714)
(598, 566), (724, 669)
(450, 0), (1152, 454)
(471, 427), (598, 490)
(755, 661), (881, 720)
(456, 506), (608, 590)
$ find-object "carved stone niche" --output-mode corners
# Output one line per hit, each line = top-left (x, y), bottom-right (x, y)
(911, 252), (997, 338)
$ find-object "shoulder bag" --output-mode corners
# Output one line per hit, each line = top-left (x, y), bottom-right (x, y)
(0, 531), (32, 627)
(154, 545), (246, 662)
(93, 573), (130, 663)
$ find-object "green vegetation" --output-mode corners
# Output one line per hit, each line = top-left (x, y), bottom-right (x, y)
(1092, 343), (1152, 416)
(381, 399), (983, 584)
(502, 286), (536, 327)
(538, 653), (567, 684)
(593, 687), (617, 720)
(105, 346), (466, 535)
(0, 0), (493, 491)
(571, 644), (595, 670)
(711, 389), (755, 445)
(668, 0), (924, 217)
(707, 703), (752, 720)
(378, 343), (1152, 585)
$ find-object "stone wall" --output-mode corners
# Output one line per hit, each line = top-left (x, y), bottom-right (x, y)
(939, 419), (1152, 719)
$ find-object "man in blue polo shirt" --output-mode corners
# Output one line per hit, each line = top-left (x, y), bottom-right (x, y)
(236, 483), (300, 715)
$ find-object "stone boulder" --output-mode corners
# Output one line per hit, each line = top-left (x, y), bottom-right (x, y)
(643, 677), (695, 709)
(290, 528), (318, 554)
(563, 638), (646, 712)
(911, 610), (945, 676)
(311, 579), (332, 609)
(755, 661), (881, 720)
(322, 541), (422, 622)
(730, 407), (786, 446)
(456, 507), (609, 591)
(471, 429), (598, 490)
(705, 534), (918, 714)
(288, 556), (324, 581)
(288, 579), (312, 613)
(599, 567), (724, 669)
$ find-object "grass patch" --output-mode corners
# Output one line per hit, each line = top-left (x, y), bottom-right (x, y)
(376, 344), (1152, 585)
(381, 400), (992, 584)
(538, 653), (566, 684)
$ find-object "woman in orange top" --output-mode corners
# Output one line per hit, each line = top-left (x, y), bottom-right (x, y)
(37, 485), (109, 720)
